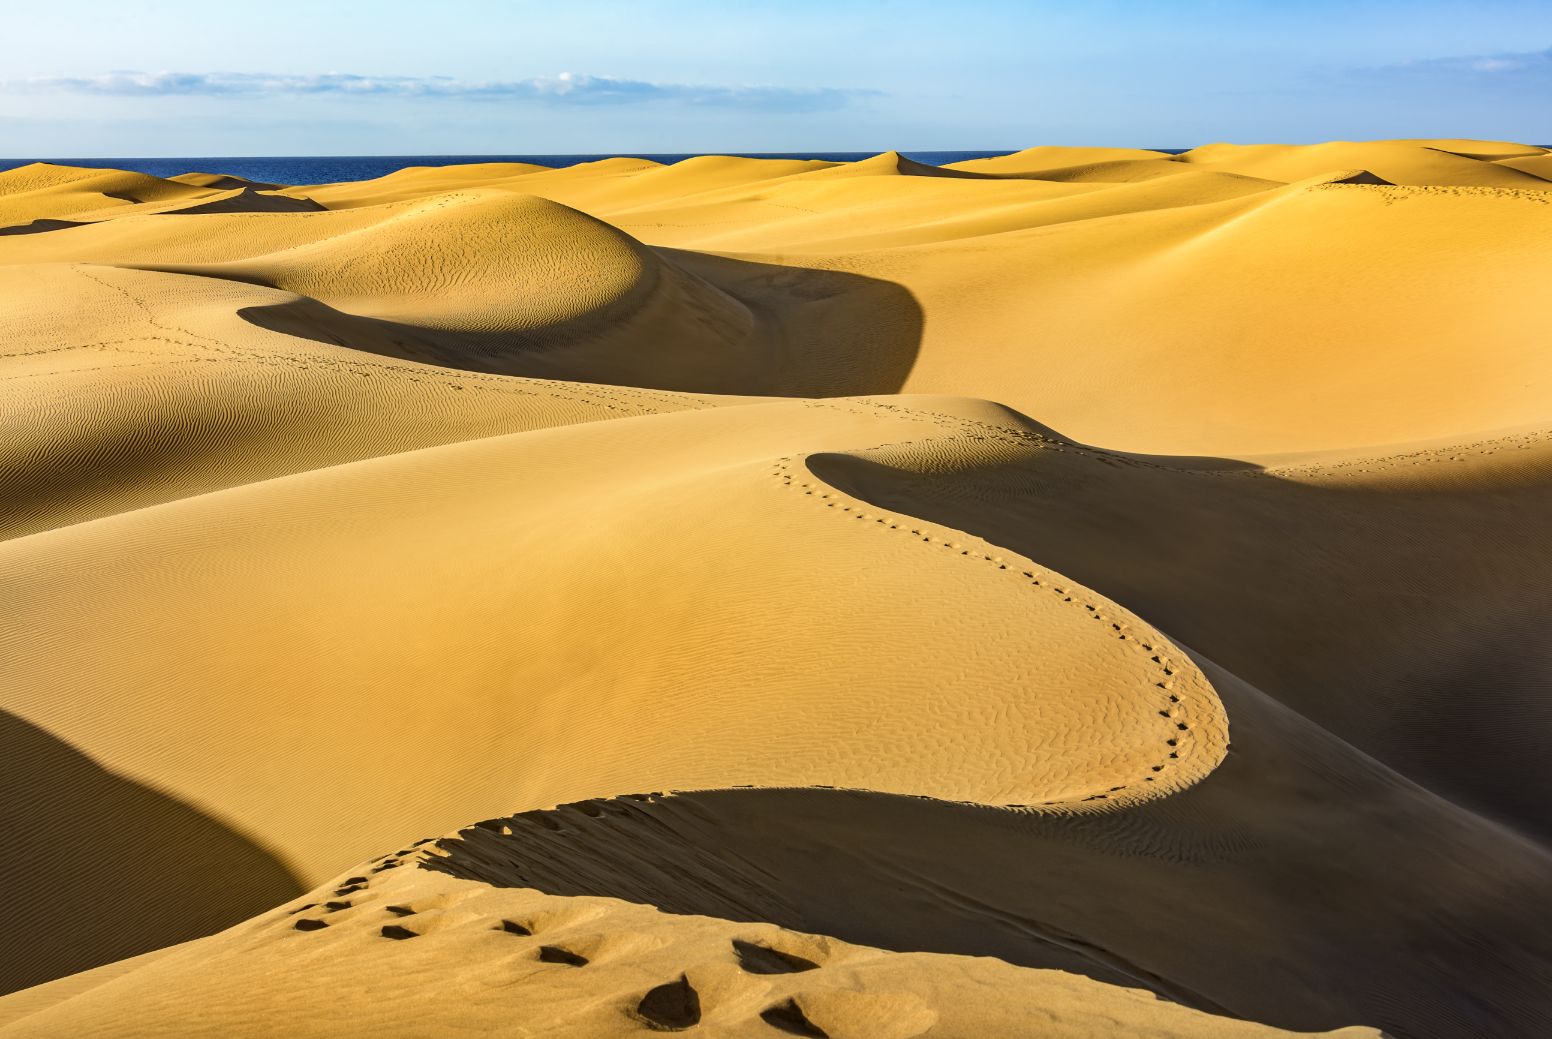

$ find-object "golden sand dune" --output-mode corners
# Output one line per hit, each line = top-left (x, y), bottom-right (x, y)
(2, 141), (1549, 1037)
(0, 392), (1228, 994)
(944, 144), (1175, 174)
(155, 186), (326, 216)
(0, 854), (1378, 1039)
(950, 139), (1552, 188)
(167, 172), (282, 191)
(0, 163), (209, 228)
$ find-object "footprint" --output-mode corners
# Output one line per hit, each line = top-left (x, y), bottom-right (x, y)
(635, 974), (701, 1031)
(384, 905), (416, 917)
(293, 919), (328, 932)
(733, 939), (820, 975)
(761, 998), (828, 1038)
(497, 919), (532, 936)
(380, 925), (419, 940)
(515, 809), (565, 833)
(538, 945), (588, 967)
(323, 901), (351, 912)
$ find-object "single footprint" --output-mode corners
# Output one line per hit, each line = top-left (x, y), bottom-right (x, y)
(635, 974), (701, 1031)
(293, 919), (328, 932)
(538, 945), (588, 967)
(381, 925), (419, 940)
(761, 998), (827, 1038)
(497, 919), (532, 936)
(733, 939), (820, 975)
(384, 905), (416, 917)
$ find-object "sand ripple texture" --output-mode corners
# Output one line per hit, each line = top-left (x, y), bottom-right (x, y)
(2, 141), (1550, 1039)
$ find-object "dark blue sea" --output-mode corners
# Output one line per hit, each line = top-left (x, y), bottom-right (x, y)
(0, 152), (1032, 186)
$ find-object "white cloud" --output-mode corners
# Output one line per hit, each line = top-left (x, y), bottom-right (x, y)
(7, 71), (874, 112)
(1383, 47), (1551, 76)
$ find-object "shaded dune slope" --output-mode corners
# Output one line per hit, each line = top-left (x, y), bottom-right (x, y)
(807, 430), (1552, 841)
(157, 187), (326, 215)
(0, 262), (723, 541)
(0, 710), (304, 994)
(0, 191), (924, 399)
(422, 655), (1552, 1039)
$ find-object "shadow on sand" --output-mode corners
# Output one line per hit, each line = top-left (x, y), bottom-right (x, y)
(426, 759), (1551, 1039)
(804, 434), (1552, 845)
(235, 248), (924, 399)
(0, 709), (305, 995)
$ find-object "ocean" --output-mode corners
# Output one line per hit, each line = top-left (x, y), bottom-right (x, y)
(0, 152), (1026, 186)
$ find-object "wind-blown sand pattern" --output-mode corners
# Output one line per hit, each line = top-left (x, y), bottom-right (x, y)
(1, 139), (1549, 1037)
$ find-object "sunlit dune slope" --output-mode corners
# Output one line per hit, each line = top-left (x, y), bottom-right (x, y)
(0, 262), (727, 541)
(1176, 139), (1552, 187)
(1, 394), (1228, 990)
(949, 139), (1552, 188)
(11, 147), (1549, 456)
(575, 170), (1552, 454)
(0, 163), (210, 226)
(167, 172), (282, 191)
(151, 142), (1552, 457)
(946, 144), (1175, 174)
(0, 193), (926, 402)
(0, 857), (1379, 1039)
(416, 645), (1552, 1038)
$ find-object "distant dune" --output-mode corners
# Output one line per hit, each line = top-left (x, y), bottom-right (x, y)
(1, 141), (1549, 1038)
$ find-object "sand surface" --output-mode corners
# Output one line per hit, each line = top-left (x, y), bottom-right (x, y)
(1, 141), (1549, 1037)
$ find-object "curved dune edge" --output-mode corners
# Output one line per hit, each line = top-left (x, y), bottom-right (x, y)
(0, 847), (1378, 1039)
(2, 392), (1229, 819)
(778, 444), (1229, 811)
(0, 389), (1228, 995)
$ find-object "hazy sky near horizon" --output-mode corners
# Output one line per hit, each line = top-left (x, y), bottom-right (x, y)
(2, 0), (1550, 156)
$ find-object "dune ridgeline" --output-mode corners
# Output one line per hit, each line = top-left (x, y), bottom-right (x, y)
(1, 140), (1550, 1038)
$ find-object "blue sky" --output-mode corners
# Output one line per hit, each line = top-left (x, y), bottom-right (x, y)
(2, 0), (1549, 156)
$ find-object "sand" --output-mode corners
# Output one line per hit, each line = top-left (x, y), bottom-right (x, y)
(0, 140), (1548, 1037)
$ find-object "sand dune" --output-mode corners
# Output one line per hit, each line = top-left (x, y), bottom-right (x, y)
(0, 163), (209, 227)
(2, 141), (1549, 1037)
(946, 144), (1175, 174)
(157, 186), (326, 215)
(0, 854), (1379, 1039)
(1175, 139), (1552, 188)
(167, 172), (283, 191)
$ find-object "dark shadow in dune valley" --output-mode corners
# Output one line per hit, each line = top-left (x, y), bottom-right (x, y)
(236, 250), (924, 399)
(0, 710), (306, 994)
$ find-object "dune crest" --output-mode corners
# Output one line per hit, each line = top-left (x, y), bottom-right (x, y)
(814, 150), (993, 179)
(0, 847), (1379, 1039)
(157, 186), (326, 215)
